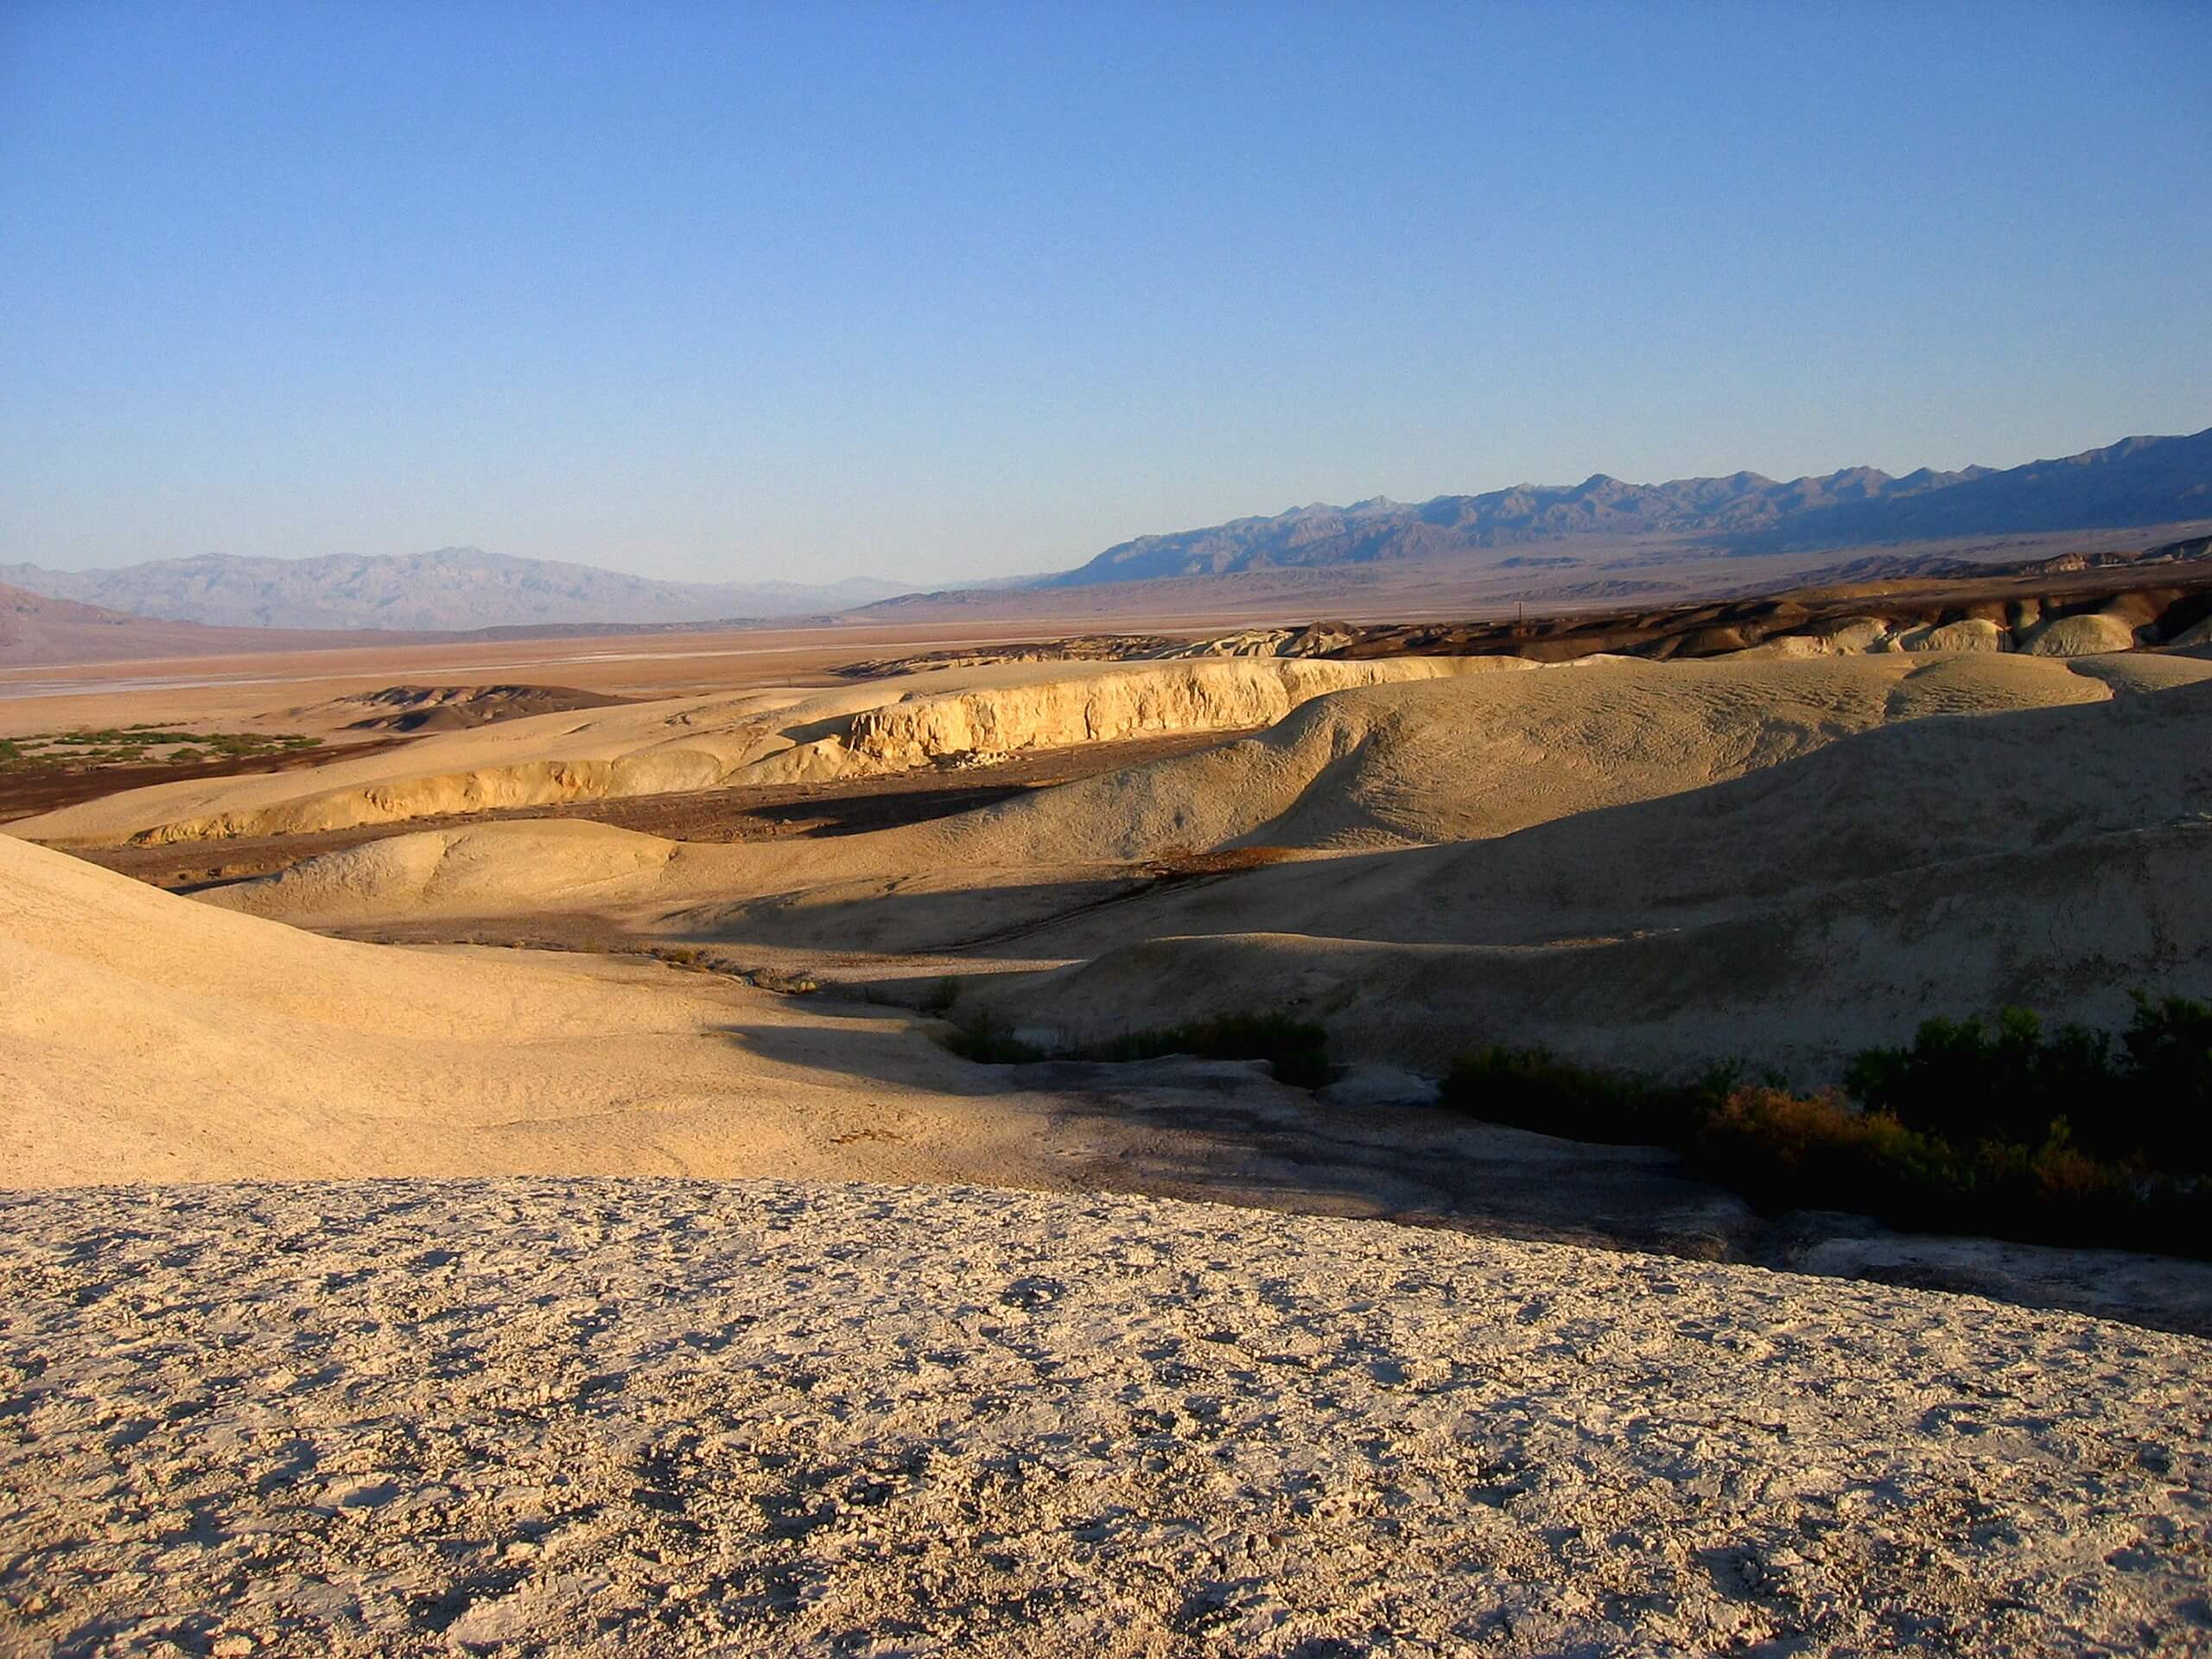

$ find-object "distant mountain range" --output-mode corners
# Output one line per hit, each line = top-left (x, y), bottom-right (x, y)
(0, 581), (384, 669)
(1037, 427), (2212, 588)
(0, 548), (912, 632)
(10, 428), (2209, 637)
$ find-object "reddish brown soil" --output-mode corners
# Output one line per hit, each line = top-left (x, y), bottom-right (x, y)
(334, 683), (633, 733)
(1332, 561), (2212, 664)
(833, 556), (2212, 677)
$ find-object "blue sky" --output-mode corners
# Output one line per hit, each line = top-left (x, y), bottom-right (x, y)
(3, 2), (2208, 584)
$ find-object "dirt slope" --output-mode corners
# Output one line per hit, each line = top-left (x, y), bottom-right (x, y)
(200, 652), (2190, 941)
(965, 678), (2212, 1073)
(0, 834), (1142, 1187)
(188, 652), (2212, 1083)
(918, 652), (2130, 861)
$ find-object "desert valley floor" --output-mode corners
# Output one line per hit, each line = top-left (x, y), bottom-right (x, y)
(7, 613), (2212, 1655)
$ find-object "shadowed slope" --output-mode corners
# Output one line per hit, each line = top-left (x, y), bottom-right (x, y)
(974, 679), (2212, 1072)
(918, 652), (2131, 862)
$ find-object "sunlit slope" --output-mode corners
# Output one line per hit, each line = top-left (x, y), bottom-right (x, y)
(17, 657), (1504, 847)
(65, 648), (2212, 1116)
(1073, 663), (2212, 950)
(202, 652), (2168, 931)
(916, 652), (2133, 861)
(639, 651), (2200, 957)
(0, 835), (979, 1185)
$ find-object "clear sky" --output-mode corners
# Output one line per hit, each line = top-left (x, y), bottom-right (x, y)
(3, 2), (2208, 585)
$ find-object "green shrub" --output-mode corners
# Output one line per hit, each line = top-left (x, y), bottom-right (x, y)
(1667, 1083), (2205, 1255)
(943, 1009), (1331, 1085)
(1437, 1046), (1743, 1143)
(1689, 1085), (1965, 1225)
(1843, 995), (2212, 1172)
(1845, 1007), (2094, 1146)
(1436, 994), (2212, 1257)
(941, 1008), (1047, 1065)
(1080, 1013), (1332, 1088)
(0, 727), (321, 771)
(2122, 993), (2212, 1167)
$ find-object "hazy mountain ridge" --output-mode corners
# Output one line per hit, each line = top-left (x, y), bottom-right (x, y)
(0, 580), (383, 666)
(0, 582), (139, 633)
(1042, 428), (2212, 588)
(14, 429), (2210, 631)
(0, 547), (912, 632)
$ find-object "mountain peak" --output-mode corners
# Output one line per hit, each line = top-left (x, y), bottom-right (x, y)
(1042, 428), (2212, 588)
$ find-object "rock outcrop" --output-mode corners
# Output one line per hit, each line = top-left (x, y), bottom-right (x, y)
(33, 658), (1520, 847)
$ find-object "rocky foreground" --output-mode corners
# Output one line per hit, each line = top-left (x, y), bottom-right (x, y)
(2, 1182), (2207, 1657)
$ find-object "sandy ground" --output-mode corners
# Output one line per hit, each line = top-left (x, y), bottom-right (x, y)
(4, 1179), (2209, 1659)
(15, 657), (1503, 849)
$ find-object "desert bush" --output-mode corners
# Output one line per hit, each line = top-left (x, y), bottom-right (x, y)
(1079, 1013), (1332, 1087)
(1688, 1085), (1963, 1226)
(0, 727), (321, 770)
(1437, 994), (2212, 1257)
(1842, 1007), (2102, 1147)
(943, 1008), (1331, 1085)
(1843, 995), (2212, 1171)
(749, 968), (820, 995)
(940, 1008), (1047, 1065)
(1687, 1085), (2205, 1254)
(2122, 992), (2212, 1166)
(1438, 1045), (1719, 1144)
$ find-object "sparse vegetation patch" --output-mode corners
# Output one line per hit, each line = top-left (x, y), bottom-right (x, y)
(1440, 996), (2212, 1258)
(0, 725), (321, 772)
(945, 1008), (1332, 1087)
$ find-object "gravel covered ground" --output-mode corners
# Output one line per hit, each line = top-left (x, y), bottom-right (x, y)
(3, 1179), (2209, 1658)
